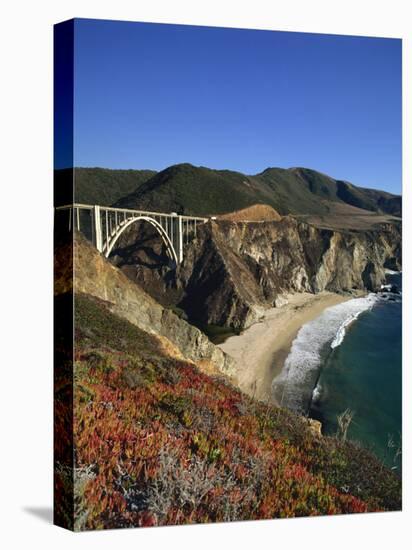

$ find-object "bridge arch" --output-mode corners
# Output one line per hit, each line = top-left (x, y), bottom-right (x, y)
(104, 215), (179, 265)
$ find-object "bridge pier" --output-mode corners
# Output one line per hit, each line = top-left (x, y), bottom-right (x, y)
(177, 215), (184, 264)
(170, 214), (184, 264)
(92, 205), (103, 252)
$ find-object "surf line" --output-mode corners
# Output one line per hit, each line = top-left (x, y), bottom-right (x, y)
(308, 303), (375, 412)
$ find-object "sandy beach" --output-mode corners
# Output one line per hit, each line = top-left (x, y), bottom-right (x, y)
(219, 292), (351, 403)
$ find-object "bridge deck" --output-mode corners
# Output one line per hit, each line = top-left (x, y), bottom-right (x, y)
(56, 203), (209, 222)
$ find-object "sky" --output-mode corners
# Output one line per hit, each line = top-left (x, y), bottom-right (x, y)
(72, 18), (402, 194)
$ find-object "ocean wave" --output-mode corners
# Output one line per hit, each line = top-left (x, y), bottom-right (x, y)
(311, 383), (322, 403)
(330, 311), (362, 349)
(385, 268), (401, 275)
(272, 294), (378, 413)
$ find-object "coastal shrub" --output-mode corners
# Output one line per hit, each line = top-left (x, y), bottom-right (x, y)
(133, 446), (223, 523)
(336, 408), (355, 442)
(67, 293), (401, 530)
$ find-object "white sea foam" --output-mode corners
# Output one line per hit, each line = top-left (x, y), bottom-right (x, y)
(330, 311), (362, 349)
(311, 383), (322, 403)
(384, 268), (401, 275)
(272, 294), (379, 412)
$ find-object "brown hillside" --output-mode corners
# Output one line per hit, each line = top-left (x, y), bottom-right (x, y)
(218, 204), (282, 222)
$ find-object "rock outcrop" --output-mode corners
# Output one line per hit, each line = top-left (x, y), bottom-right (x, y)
(217, 204), (282, 222)
(110, 216), (401, 330)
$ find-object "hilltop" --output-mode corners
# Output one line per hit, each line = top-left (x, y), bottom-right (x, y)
(114, 163), (273, 216)
(54, 164), (401, 230)
(112, 163), (401, 228)
(53, 163), (402, 230)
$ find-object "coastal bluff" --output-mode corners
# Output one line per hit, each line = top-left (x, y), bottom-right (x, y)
(54, 233), (236, 377)
(54, 229), (401, 529)
(111, 215), (401, 330)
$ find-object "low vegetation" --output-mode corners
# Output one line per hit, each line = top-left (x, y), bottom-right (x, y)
(54, 293), (401, 530)
(54, 167), (156, 207)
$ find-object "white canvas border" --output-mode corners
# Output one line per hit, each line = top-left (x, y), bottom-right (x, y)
(0, 1), (409, 548)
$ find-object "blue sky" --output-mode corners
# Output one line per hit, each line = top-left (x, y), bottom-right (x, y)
(73, 19), (402, 194)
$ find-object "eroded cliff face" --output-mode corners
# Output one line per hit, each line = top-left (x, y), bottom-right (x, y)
(111, 217), (401, 330)
(54, 234), (236, 377)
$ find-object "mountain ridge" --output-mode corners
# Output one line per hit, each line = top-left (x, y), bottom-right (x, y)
(55, 163), (401, 226)
(109, 163), (401, 219)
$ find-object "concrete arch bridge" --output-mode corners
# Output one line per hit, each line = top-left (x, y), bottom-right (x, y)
(55, 203), (208, 265)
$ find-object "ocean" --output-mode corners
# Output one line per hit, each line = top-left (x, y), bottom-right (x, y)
(272, 272), (402, 471)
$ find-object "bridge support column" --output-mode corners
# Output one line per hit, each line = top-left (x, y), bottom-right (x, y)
(92, 205), (103, 252)
(177, 215), (184, 264)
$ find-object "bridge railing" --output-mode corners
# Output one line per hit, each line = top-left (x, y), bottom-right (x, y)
(55, 203), (208, 220)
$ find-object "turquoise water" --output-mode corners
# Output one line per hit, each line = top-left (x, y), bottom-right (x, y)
(272, 273), (402, 471)
(310, 274), (402, 470)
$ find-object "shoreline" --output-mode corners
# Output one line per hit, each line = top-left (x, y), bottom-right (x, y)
(218, 291), (353, 403)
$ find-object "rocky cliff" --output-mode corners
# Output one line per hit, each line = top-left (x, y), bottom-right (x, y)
(111, 216), (402, 330)
(54, 234), (236, 377)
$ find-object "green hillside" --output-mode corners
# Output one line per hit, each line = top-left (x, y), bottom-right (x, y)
(55, 164), (401, 219)
(75, 167), (157, 205)
(336, 180), (402, 216)
(115, 163), (279, 216)
(257, 167), (337, 215)
(55, 167), (156, 206)
(113, 163), (401, 218)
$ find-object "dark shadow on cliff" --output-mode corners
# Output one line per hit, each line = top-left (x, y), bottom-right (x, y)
(112, 243), (171, 269)
(110, 226), (174, 271)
